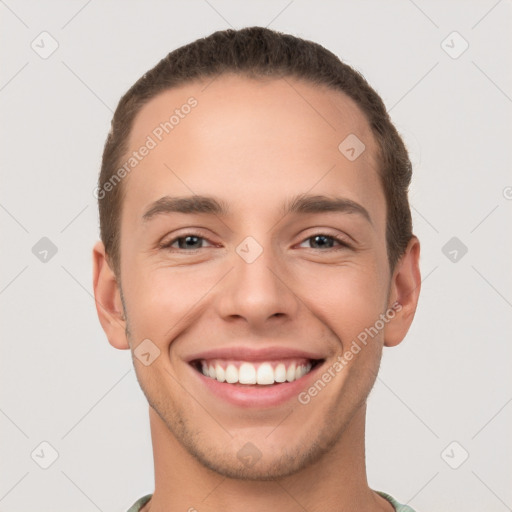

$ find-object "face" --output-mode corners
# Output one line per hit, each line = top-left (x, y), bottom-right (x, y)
(95, 74), (415, 480)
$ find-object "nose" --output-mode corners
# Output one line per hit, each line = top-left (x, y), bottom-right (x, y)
(216, 242), (301, 330)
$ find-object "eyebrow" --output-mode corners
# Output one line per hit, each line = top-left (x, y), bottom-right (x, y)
(142, 194), (372, 225)
(142, 195), (231, 221)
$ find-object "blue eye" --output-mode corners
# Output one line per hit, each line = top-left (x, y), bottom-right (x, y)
(160, 233), (351, 252)
(300, 234), (351, 250)
(177, 235), (203, 249)
(161, 234), (212, 250)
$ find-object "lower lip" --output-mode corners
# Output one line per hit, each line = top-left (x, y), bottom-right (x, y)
(190, 362), (324, 408)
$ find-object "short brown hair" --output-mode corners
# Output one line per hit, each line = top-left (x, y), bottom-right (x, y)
(98, 26), (413, 277)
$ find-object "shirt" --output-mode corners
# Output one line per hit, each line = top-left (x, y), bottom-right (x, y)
(126, 490), (418, 511)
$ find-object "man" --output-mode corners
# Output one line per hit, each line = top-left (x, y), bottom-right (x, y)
(93, 26), (421, 512)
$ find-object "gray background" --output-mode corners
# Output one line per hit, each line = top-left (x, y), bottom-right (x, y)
(1, 1), (511, 511)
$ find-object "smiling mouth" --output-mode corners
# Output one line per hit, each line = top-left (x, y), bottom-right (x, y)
(190, 358), (324, 385)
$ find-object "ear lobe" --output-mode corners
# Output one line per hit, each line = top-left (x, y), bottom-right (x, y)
(92, 240), (129, 350)
(383, 236), (421, 348)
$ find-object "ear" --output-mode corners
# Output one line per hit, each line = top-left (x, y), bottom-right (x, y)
(383, 236), (421, 347)
(92, 240), (129, 350)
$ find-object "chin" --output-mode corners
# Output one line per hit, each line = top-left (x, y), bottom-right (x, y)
(187, 444), (326, 481)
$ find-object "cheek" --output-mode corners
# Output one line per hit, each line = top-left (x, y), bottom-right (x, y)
(124, 265), (217, 341)
(300, 263), (387, 340)
(123, 243), (389, 348)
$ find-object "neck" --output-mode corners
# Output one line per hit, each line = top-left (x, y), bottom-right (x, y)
(142, 404), (393, 512)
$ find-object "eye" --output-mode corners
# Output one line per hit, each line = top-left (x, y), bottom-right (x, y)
(160, 234), (214, 251)
(159, 232), (351, 252)
(299, 234), (351, 250)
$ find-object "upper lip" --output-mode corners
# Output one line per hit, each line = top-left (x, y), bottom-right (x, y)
(186, 346), (325, 363)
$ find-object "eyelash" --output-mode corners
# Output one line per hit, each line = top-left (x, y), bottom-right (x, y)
(159, 232), (352, 252)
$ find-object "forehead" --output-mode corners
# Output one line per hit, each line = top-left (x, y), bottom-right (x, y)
(122, 74), (384, 224)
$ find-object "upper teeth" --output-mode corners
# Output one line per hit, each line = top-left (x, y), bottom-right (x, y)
(199, 360), (313, 385)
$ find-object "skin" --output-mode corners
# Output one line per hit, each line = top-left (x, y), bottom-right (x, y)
(93, 74), (421, 512)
